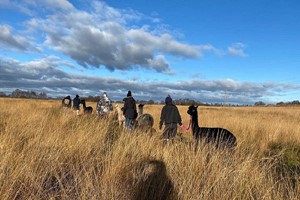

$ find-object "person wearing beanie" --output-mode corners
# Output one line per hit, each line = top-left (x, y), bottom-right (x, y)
(165, 95), (172, 104)
(123, 90), (137, 130)
(159, 95), (182, 140)
(73, 94), (80, 115)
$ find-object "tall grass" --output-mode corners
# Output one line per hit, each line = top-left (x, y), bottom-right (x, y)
(0, 98), (299, 199)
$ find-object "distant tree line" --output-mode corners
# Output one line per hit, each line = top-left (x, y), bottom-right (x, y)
(254, 100), (300, 106)
(0, 89), (47, 99)
(1, 89), (299, 106)
(275, 100), (300, 106)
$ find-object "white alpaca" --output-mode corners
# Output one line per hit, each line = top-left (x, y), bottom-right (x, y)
(115, 104), (125, 127)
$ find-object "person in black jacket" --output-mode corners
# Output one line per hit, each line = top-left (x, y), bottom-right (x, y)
(123, 90), (137, 130)
(73, 94), (80, 115)
(159, 95), (182, 139)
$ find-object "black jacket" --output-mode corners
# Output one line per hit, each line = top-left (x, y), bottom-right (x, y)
(123, 97), (137, 119)
(73, 97), (80, 109)
(160, 103), (182, 127)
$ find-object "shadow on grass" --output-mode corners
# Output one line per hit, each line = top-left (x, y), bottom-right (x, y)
(133, 159), (177, 200)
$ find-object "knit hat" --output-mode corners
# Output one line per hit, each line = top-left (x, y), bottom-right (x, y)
(127, 90), (132, 97)
(165, 95), (172, 104)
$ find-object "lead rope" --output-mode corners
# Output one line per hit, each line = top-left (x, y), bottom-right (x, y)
(180, 119), (191, 132)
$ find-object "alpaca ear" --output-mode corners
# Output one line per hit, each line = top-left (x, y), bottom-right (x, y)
(195, 105), (199, 108)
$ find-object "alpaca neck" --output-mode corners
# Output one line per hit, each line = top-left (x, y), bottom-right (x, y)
(191, 114), (200, 134)
(116, 107), (121, 113)
(138, 107), (143, 115)
(82, 101), (86, 109)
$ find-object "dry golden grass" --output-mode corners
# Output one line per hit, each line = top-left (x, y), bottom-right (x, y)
(0, 98), (299, 199)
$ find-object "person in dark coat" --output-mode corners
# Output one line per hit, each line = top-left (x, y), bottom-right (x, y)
(62, 95), (71, 108)
(159, 95), (182, 139)
(123, 90), (137, 130)
(73, 94), (80, 115)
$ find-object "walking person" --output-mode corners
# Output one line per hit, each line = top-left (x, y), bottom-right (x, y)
(62, 95), (71, 108)
(96, 92), (113, 117)
(123, 90), (137, 131)
(159, 95), (183, 141)
(73, 94), (81, 115)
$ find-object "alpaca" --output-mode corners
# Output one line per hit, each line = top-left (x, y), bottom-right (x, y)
(135, 104), (155, 133)
(187, 105), (237, 148)
(115, 104), (125, 127)
(80, 99), (93, 114)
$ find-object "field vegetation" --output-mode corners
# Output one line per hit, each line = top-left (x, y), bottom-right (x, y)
(0, 98), (299, 199)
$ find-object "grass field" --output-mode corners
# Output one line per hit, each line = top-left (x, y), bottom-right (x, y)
(0, 98), (299, 199)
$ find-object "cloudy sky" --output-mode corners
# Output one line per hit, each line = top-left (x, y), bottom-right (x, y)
(1, 0), (300, 104)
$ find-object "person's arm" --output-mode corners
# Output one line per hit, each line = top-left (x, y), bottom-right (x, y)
(123, 101), (127, 115)
(133, 99), (137, 111)
(159, 107), (165, 129)
(176, 107), (182, 126)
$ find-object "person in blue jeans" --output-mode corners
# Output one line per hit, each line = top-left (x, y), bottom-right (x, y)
(73, 94), (80, 115)
(123, 90), (137, 130)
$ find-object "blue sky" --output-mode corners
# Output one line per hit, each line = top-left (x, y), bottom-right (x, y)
(0, 0), (299, 104)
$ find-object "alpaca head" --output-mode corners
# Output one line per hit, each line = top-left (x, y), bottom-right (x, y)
(138, 104), (145, 108)
(187, 105), (198, 117)
(115, 104), (124, 112)
(80, 99), (86, 107)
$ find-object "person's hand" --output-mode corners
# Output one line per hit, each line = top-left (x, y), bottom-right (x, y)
(180, 124), (188, 132)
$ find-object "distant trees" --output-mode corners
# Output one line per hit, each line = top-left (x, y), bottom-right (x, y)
(0, 92), (6, 97)
(9, 89), (47, 99)
(1, 89), (299, 107)
(276, 100), (300, 106)
(254, 101), (266, 106)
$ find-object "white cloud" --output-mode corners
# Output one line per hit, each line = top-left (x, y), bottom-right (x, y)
(0, 24), (34, 51)
(2, 1), (247, 73)
(228, 43), (248, 57)
(21, 1), (203, 73)
(43, 0), (74, 10)
(1, 56), (299, 104)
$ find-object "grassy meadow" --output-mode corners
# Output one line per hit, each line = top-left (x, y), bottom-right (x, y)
(0, 98), (299, 199)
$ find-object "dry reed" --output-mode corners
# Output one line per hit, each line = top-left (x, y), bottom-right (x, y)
(0, 98), (299, 199)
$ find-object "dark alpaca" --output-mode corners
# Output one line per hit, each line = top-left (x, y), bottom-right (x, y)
(80, 99), (93, 114)
(187, 105), (237, 148)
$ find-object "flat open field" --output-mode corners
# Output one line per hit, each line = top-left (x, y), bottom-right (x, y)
(0, 98), (299, 199)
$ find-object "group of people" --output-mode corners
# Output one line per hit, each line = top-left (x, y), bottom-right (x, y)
(122, 90), (183, 140)
(62, 93), (113, 116)
(61, 94), (84, 115)
(62, 91), (184, 140)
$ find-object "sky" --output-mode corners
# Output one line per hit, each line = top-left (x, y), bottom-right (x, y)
(0, 0), (300, 104)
